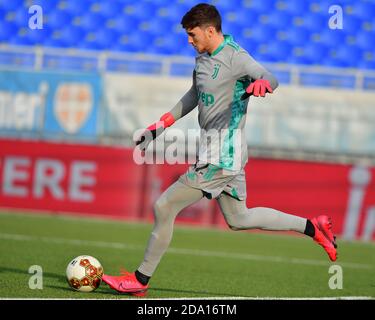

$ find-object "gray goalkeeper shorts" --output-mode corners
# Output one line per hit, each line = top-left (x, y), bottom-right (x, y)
(179, 161), (246, 200)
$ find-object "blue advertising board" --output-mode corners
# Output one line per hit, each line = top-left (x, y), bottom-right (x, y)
(0, 70), (101, 141)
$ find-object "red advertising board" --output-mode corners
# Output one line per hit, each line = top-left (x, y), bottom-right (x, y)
(0, 138), (143, 219)
(0, 138), (374, 241)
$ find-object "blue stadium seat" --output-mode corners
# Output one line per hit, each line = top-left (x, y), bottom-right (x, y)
(300, 13), (327, 32)
(46, 10), (72, 29)
(0, 0), (373, 70)
(58, 26), (85, 48)
(93, 29), (119, 50)
(266, 11), (293, 29)
(156, 4), (190, 21)
(358, 59), (375, 70)
(342, 16), (363, 34)
(97, 2), (124, 18)
(303, 43), (329, 65)
(242, 24), (277, 44)
(125, 31), (155, 53)
(126, 2), (158, 19)
(12, 8), (30, 27)
(0, 21), (17, 41)
(352, 2), (375, 21)
(27, 27), (51, 45)
(356, 31), (375, 50)
(335, 46), (363, 68)
(141, 17), (176, 36)
(64, 0), (93, 15)
(242, 0), (276, 14)
(267, 41), (292, 62)
(280, 0), (309, 15)
(319, 29), (346, 47)
(28, 0), (56, 12)
(0, 0), (23, 11)
(224, 9), (258, 28)
(108, 14), (140, 33)
(285, 28), (310, 46)
(80, 12), (106, 31)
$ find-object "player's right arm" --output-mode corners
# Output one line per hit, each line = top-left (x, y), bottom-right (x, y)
(135, 71), (198, 151)
(232, 50), (278, 98)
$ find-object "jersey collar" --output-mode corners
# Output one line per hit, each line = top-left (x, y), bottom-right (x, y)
(210, 34), (233, 57)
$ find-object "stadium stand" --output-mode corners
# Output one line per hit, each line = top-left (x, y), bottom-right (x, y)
(0, 0), (374, 69)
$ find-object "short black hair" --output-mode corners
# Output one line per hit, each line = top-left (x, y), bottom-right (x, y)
(181, 3), (222, 32)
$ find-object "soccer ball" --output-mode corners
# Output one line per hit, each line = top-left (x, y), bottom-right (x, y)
(66, 255), (104, 292)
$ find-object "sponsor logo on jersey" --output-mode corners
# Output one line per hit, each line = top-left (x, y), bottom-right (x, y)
(198, 90), (215, 107)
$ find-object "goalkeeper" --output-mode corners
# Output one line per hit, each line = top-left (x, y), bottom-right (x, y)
(102, 3), (337, 296)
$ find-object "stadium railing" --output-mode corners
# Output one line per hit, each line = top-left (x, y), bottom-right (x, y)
(1, 44), (375, 166)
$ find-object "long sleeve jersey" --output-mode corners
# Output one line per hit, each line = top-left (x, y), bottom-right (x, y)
(170, 34), (279, 173)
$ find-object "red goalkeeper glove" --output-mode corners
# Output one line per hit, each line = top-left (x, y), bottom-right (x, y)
(135, 112), (175, 151)
(242, 79), (273, 99)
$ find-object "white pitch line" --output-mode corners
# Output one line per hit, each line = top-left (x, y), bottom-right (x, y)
(0, 232), (372, 270)
(0, 296), (374, 300)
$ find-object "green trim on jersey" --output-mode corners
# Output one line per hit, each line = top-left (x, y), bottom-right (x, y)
(211, 34), (237, 57)
(219, 78), (250, 169)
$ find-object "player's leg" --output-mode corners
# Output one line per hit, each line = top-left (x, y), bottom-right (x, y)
(217, 193), (337, 261)
(217, 193), (307, 232)
(137, 179), (203, 278)
(102, 179), (203, 294)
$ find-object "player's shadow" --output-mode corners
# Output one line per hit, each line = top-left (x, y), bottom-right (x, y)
(0, 266), (121, 295)
(0, 266), (66, 283)
(0, 266), (250, 297)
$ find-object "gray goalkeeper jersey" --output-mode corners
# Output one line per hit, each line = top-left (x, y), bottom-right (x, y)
(172, 34), (278, 173)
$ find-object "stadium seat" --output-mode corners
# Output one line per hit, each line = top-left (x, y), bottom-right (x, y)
(319, 29), (346, 47)
(243, 0), (276, 14)
(242, 24), (277, 44)
(107, 14), (140, 33)
(267, 41), (292, 62)
(97, 2), (124, 18)
(0, 21), (17, 42)
(0, 0), (373, 70)
(335, 46), (364, 68)
(356, 31), (375, 51)
(266, 11), (293, 29)
(0, 0), (23, 11)
(80, 12), (106, 31)
(63, 0), (93, 15)
(303, 43), (329, 65)
(285, 28), (311, 46)
(12, 8), (30, 27)
(58, 26), (86, 48)
(126, 2), (158, 19)
(352, 2), (375, 21)
(45, 10), (72, 29)
(300, 13), (327, 31)
(279, 0), (309, 15)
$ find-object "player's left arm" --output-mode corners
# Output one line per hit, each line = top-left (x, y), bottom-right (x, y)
(232, 51), (279, 98)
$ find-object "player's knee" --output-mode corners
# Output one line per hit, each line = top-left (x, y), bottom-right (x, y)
(228, 223), (241, 231)
(154, 196), (171, 222)
(224, 217), (242, 231)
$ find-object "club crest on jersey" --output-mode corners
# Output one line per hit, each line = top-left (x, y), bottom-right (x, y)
(211, 63), (221, 79)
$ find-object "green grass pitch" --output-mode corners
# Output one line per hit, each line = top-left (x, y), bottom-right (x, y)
(0, 210), (374, 299)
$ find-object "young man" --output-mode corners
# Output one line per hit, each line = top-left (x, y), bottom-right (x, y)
(102, 3), (337, 296)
